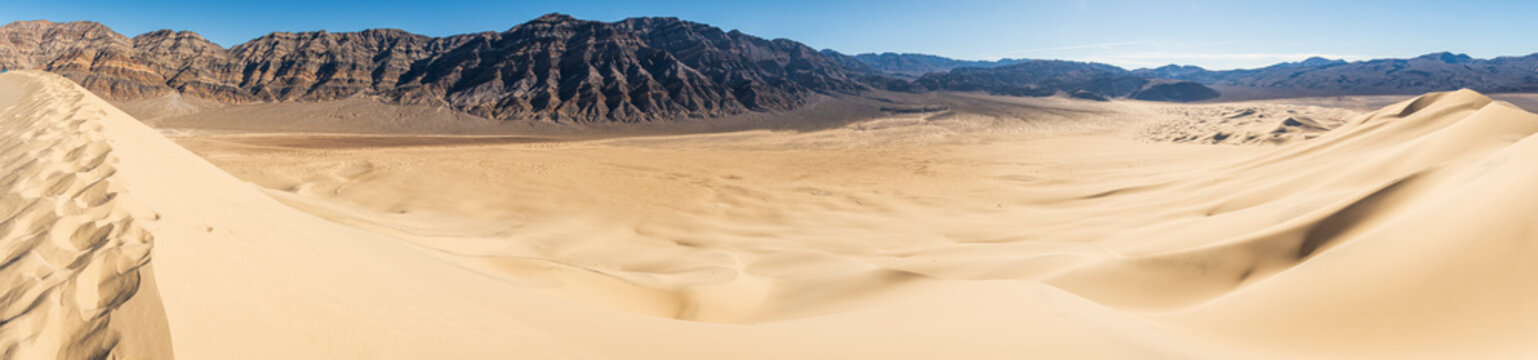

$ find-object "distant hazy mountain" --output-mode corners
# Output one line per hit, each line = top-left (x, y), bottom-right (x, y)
(0, 14), (867, 123)
(913, 60), (1221, 102)
(1133, 57), (1349, 84)
(1132, 52), (1538, 94)
(860, 50), (1538, 101)
(820, 50), (1029, 78)
(820, 51), (1214, 100)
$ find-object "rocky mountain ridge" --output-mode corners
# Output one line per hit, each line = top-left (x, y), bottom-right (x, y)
(0, 14), (867, 123)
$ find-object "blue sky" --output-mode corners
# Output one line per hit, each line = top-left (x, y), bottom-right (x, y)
(6, 0), (1538, 70)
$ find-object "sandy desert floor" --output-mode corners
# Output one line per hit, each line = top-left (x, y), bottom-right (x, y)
(7, 70), (1538, 359)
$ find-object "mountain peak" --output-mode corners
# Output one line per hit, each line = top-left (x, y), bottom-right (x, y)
(530, 13), (578, 23)
(0, 20), (114, 34)
(1416, 51), (1473, 64)
(0, 19), (54, 29)
(135, 29), (209, 41)
(1157, 64), (1206, 71)
(1297, 56), (1343, 67)
(135, 29), (176, 38)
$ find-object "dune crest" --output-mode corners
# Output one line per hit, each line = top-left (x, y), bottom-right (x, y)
(0, 71), (170, 359)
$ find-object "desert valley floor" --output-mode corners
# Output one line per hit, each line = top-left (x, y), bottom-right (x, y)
(7, 70), (1538, 359)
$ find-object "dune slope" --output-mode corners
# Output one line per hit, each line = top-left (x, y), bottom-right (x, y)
(0, 70), (609, 359)
(8, 68), (1538, 359)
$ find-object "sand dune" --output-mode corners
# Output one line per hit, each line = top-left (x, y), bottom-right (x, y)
(1136, 102), (1355, 145)
(7, 69), (1538, 359)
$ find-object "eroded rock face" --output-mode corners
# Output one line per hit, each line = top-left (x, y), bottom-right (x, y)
(0, 21), (175, 99)
(0, 14), (869, 123)
(228, 29), (447, 103)
(1, 20), (130, 69)
(130, 29), (242, 100)
(395, 14), (746, 122)
(616, 17), (866, 109)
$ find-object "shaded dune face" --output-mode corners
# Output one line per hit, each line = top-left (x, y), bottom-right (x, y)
(1049, 90), (1504, 307)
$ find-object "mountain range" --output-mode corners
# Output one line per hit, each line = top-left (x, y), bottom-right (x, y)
(818, 51), (1028, 78)
(0, 14), (866, 123)
(908, 60), (1220, 101)
(834, 51), (1538, 100)
(4, 13), (1538, 124)
(1131, 52), (1538, 94)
